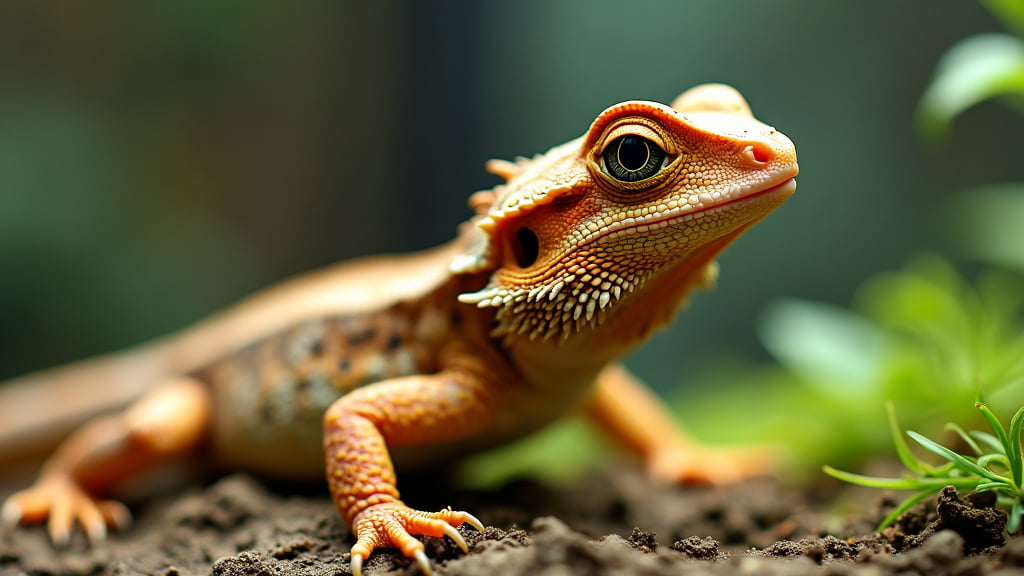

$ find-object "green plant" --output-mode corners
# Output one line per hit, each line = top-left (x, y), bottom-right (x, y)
(824, 402), (1024, 533)
(673, 258), (1024, 477)
(918, 0), (1024, 141)
(919, 0), (1024, 271)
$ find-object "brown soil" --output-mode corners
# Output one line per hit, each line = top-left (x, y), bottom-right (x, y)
(2, 467), (1021, 576)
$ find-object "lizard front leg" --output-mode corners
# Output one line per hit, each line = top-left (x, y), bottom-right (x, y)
(586, 363), (774, 484)
(323, 341), (498, 576)
(2, 376), (211, 545)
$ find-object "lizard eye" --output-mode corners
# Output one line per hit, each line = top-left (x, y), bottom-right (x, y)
(602, 135), (666, 183)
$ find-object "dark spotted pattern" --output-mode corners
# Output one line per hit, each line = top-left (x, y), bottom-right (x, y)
(196, 302), (455, 472)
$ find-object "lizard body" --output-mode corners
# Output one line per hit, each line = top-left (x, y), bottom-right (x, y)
(0, 242), (464, 465)
(0, 84), (798, 575)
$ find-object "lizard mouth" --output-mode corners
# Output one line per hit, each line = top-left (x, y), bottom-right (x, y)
(590, 169), (798, 246)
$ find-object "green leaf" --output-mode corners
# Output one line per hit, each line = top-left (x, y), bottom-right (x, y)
(977, 453), (1013, 472)
(947, 421), (983, 456)
(978, 403), (1013, 458)
(983, 0), (1024, 38)
(1011, 498), (1024, 533)
(758, 299), (886, 395)
(1008, 405), (1024, 486)
(948, 184), (1024, 270)
(822, 466), (925, 490)
(822, 465), (981, 491)
(918, 33), (1024, 141)
(890, 403), (927, 474)
(907, 430), (1006, 483)
(970, 430), (1006, 454)
(877, 489), (936, 531)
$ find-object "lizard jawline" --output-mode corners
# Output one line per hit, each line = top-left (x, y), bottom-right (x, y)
(459, 176), (796, 344)
(588, 176), (797, 248)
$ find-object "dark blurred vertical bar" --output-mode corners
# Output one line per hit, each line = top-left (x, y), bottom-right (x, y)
(392, 1), (487, 248)
(315, 0), (406, 257)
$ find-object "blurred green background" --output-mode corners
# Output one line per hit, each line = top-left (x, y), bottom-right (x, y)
(1, 1), (1021, 458)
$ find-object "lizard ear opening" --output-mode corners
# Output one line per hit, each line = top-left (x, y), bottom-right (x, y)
(512, 226), (540, 269)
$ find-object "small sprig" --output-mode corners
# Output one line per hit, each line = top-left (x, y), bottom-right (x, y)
(823, 402), (1024, 532)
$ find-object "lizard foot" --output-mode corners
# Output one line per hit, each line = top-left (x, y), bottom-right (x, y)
(647, 443), (777, 486)
(1, 473), (131, 547)
(349, 502), (483, 576)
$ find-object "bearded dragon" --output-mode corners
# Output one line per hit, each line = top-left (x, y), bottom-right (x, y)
(0, 84), (798, 575)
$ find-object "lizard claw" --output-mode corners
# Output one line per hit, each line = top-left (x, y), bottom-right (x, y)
(351, 548), (433, 576)
(1, 473), (131, 547)
(458, 510), (484, 532)
(349, 502), (483, 575)
(351, 552), (363, 576)
(1, 498), (23, 533)
(414, 549), (431, 575)
(440, 523), (468, 553)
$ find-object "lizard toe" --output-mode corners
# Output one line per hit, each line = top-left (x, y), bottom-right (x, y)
(350, 502), (482, 574)
(5, 473), (127, 547)
(647, 443), (777, 486)
(47, 490), (76, 547)
(99, 500), (132, 532)
(75, 500), (108, 546)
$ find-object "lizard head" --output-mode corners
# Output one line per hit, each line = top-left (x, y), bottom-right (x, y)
(451, 84), (798, 345)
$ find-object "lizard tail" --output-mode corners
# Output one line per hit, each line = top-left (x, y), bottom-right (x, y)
(0, 281), (289, 471)
(0, 341), (173, 469)
(0, 249), (448, 472)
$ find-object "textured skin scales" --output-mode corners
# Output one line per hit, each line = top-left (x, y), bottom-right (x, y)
(457, 93), (796, 346)
(0, 84), (798, 575)
(199, 295), (461, 477)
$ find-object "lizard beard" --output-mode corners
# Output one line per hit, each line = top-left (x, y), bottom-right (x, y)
(458, 252), (655, 343)
(458, 238), (723, 344)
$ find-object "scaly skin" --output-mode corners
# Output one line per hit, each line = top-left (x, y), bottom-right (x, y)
(0, 84), (797, 575)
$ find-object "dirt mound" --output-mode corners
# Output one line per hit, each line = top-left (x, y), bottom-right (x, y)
(2, 468), (1021, 576)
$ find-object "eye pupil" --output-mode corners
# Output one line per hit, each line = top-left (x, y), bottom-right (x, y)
(616, 136), (650, 172)
(602, 135), (666, 183)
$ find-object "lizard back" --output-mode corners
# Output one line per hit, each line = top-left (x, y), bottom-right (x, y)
(196, 273), (483, 478)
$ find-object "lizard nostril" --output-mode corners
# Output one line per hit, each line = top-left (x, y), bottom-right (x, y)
(741, 141), (775, 167)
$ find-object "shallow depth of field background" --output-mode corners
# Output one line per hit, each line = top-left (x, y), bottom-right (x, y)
(0, 1), (1019, 435)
